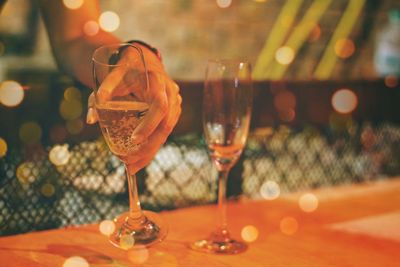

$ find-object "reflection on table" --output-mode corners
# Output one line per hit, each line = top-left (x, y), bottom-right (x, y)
(0, 177), (399, 267)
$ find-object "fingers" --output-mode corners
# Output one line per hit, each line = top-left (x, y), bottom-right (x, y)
(86, 93), (98, 124)
(97, 65), (127, 102)
(130, 72), (168, 144)
(159, 80), (182, 136)
(123, 80), (182, 173)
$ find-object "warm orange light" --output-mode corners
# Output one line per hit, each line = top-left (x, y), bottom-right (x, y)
(63, 256), (89, 267)
(280, 217), (298, 235)
(16, 162), (35, 185)
(216, 0), (232, 8)
(127, 246), (149, 264)
(299, 193), (319, 212)
(384, 75), (398, 88)
(260, 180), (280, 200)
(83, 20), (99, 36)
(19, 122), (42, 144)
(309, 24), (321, 42)
(41, 183), (55, 197)
(99, 220), (116, 236)
(331, 89), (358, 114)
(279, 108), (296, 122)
(241, 225), (259, 242)
(62, 0), (83, 10)
(275, 46), (295, 65)
(120, 234), (135, 250)
(361, 127), (375, 149)
(0, 80), (24, 107)
(49, 144), (71, 166)
(99, 11), (120, 32)
(0, 137), (7, 158)
(334, 38), (355, 59)
(274, 90), (296, 111)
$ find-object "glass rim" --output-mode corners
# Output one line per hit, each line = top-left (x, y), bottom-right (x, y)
(92, 43), (143, 67)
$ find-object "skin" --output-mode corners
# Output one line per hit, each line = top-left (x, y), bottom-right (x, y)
(36, 0), (182, 174)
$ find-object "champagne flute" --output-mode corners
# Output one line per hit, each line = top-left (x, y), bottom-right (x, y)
(191, 59), (253, 254)
(92, 44), (167, 248)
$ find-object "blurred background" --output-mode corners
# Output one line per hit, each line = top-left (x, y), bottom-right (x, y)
(1, 0), (399, 79)
(0, 0), (399, 235)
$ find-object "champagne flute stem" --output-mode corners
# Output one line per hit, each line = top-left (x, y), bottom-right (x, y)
(125, 166), (143, 220)
(216, 169), (230, 235)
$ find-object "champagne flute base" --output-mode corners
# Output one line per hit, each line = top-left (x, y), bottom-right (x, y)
(190, 236), (247, 254)
(109, 210), (168, 249)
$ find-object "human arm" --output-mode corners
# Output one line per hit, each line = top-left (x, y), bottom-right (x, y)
(37, 0), (182, 173)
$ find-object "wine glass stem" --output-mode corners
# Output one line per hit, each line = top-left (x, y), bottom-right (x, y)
(216, 168), (230, 234)
(125, 166), (143, 220)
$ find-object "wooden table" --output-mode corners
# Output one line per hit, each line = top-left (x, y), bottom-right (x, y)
(1, 178), (399, 267)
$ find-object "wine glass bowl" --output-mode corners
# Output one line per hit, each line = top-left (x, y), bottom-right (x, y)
(92, 44), (167, 249)
(191, 59), (253, 254)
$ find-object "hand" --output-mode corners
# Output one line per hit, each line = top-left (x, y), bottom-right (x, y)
(87, 44), (182, 174)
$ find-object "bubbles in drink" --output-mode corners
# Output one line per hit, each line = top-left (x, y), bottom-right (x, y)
(96, 101), (148, 157)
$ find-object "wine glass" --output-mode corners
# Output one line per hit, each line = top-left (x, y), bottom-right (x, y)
(92, 44), (167, 248)
(190, 59), (253, 254)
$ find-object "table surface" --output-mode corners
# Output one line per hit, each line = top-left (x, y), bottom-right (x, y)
(1, 177), (399, 267)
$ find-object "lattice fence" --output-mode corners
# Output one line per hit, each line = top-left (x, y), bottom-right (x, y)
(1, 123), (399, 236)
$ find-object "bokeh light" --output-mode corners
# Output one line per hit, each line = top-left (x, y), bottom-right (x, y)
(278, 108), (296, 122)
(0, 137), (7, 158)
(83, 20), (99, 36)
(99, 11), (120, 32)
(361, 127), (375, 149)
(309, 24), (321, 42)
(331, 89), (358, 114)
(260, 180), (280, 200)
(280, 217), (298, 235)
(60, 99), (83, 120)
(127, 246), (149, 264)
(298, 193), (319, 212)
(275, 46), (295, 65)
(49, 144), (71, 166)
(99, 220), (116, 236)
(0, 80), (24, 107)
(19, 121), (42, 145)
(384, 75), (398, 88)
(41, 183), (55, 197)
(216, 0), (232, 8)
(16, 162), (35, 185)
(63, 256), (89, 267)
(64, 87), (81, 101)
(241, 225), (259, 242)
(62, 0), (84, 10)
(334, 38), (355, 59)
(274, 90), (296, 111)
(66, 119), (84, 135)
(274, 90), (296, 122)
(120, 234), (135, 250)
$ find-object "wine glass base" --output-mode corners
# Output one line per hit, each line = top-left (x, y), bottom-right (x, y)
(190, 238), (247, 254)
(109, 210), (167, 249)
